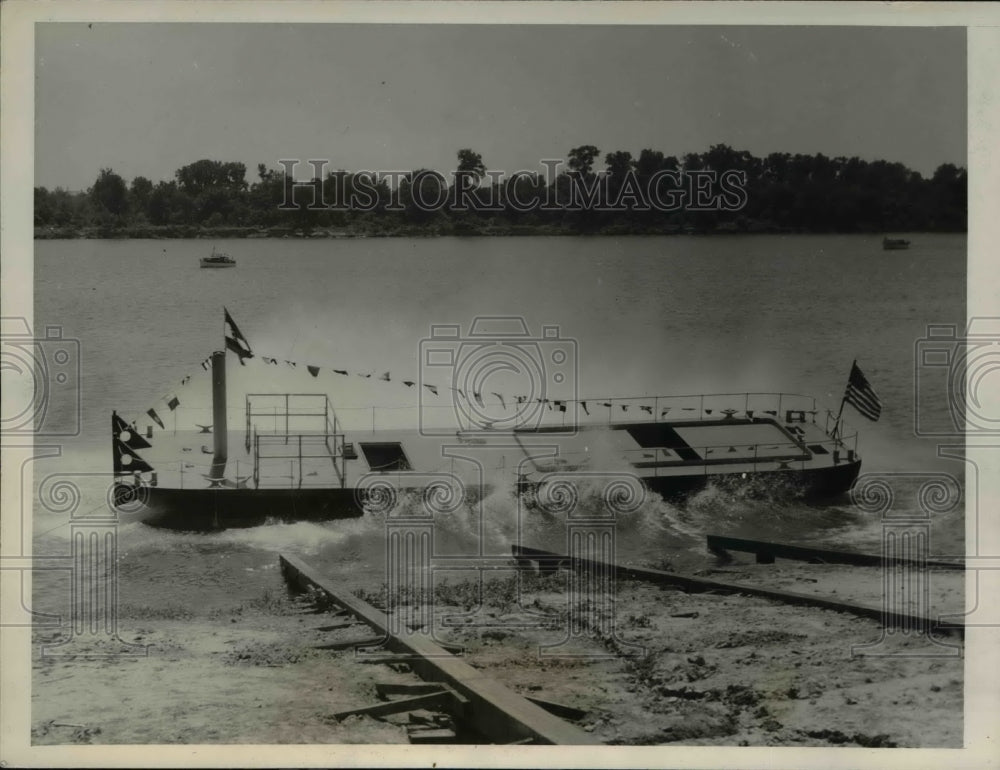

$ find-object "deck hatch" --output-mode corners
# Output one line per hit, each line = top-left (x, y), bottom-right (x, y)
(625, 424), (700, 461)
(359, 442), (413, 472)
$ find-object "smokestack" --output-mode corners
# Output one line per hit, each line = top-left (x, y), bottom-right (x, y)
(210, 350), (227, 479)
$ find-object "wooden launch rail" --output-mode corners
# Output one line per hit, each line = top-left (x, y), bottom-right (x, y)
(278, 553), (600, 745)
(706, 534), (965, 570)
(511, 545), (963, 638)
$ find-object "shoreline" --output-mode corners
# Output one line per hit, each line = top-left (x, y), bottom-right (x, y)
(34, 226), (965, 241)
(31, 544), (964, 747)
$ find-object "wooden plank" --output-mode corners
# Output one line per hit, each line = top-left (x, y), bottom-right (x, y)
(376, 682), (451, 698)
(408, 727), (458, 743)
(706, 534), (964, 570)
(312, 621), (357, 632)
(313, 635), (386, 651)
(525, 695), (587, 721)
(329, 690), (455, 721)
(280, 553), (600, 745)
(511, 545), (964, 638)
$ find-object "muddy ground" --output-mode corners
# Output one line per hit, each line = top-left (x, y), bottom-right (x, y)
(30, 543), (964, 749)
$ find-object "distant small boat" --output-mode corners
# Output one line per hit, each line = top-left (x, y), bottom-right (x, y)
(882, 237), (911, 251)
(200, 247), (236, 268)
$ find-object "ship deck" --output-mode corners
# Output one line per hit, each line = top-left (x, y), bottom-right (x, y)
(131, 414), (854, 493)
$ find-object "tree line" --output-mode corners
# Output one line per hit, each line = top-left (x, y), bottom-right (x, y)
(34, 145), (967, 237)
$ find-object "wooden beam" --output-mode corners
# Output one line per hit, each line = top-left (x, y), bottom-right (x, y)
(706, 534), (964, 570)
(525, 695), (587, 721)
(329, 690), (456, 721)
(280, 553), (601, 745)
(511, 545), (964, 638)
(312, 636), (385, 651)
(312, 621), (358, 632)
(376, 682), (451, 698)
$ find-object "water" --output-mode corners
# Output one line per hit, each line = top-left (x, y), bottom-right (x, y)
(29, 233), (967, 583)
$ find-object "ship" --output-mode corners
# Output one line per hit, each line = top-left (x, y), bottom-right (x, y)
(111, 313), (870, 531)
(882, 237), (911, 251)
(200, 246), (237, 268)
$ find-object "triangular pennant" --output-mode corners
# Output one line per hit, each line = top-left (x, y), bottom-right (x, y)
(640, 405), (652, 414)
(181, 376), (190, 386)
(147, 408), (165, 430)
(424, 384), (438, 395)
(114, 439), (155, 474)
(380, 371), (391, 382)
(112, 412), (152, 449)
(581, 401), (590, 415)
(403, 380), (415, 388)
(225, 337), (249, 365)
(166, 396), (180, 411)
(307, 365), (320, 377)
(493, 392), (506, 409)
(334, 369), (349, 376)
(224, 308), (254, 362)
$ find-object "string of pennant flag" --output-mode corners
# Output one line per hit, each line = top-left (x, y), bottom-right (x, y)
(131, 309), (876, 438)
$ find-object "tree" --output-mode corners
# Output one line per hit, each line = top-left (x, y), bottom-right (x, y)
(175, 160), (247, 196)
(129, 176), (154, 221)
(604, 151), (634, 178)
(567, 145), (600, 177)
(89, 168), (129, 219)
(456, 149), (485, 182)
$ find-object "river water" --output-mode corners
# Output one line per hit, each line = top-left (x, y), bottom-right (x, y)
(28, 233), (967, 583)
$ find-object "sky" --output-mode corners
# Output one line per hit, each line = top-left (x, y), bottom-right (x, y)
(35, 23), (966, 191)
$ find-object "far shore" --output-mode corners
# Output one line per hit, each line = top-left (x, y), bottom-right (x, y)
(34, 224), (960, 240)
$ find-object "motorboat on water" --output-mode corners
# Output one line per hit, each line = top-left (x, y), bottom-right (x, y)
(111, 313), (869, 531)
(200, 246), (237, 267)
(882, 237), (911, 251)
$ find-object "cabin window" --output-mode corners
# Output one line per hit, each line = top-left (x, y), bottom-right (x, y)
(359, 442), (412, 471)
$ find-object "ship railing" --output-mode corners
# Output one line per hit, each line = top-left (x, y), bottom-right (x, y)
(244, 393), (338, 451)
(140, 392), (825, 437)
(323, 392), (823, 433)
(252, 430), (346, 489)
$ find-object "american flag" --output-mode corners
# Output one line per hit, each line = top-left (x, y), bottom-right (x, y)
(844, 361), (882, 422)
